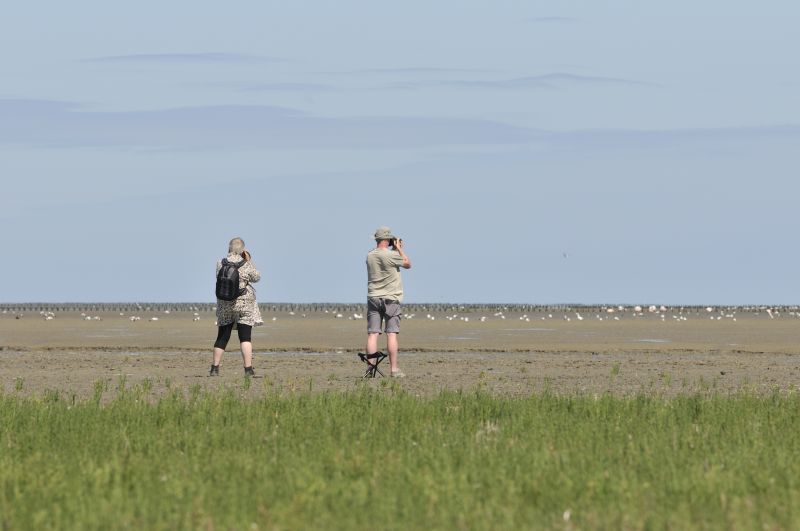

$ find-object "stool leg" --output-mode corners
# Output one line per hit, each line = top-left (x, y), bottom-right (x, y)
(373, 353), (387, 377)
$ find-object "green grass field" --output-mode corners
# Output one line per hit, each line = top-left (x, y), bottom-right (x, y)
(2, 380), (799, 530)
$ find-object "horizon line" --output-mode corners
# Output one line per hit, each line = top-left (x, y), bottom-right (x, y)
(2, 302), (796, 308)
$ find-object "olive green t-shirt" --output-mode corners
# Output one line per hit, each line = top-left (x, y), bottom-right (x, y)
(366, 247), (405, 302)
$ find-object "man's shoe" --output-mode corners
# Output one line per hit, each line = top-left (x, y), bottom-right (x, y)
(244, 366), (255, 377)
(209, 364), (220, 376)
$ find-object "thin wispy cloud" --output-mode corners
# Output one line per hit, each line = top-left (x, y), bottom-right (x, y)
(554, 125), (800, 151)
(388, 72), (656, 91)
(2, 98), (797, 154)
(239, 82), (335, 92)
(83, 53), (280, 64)
(0, 99), (537, 150)
(195, 80), (337, 93)
(320, 67), (493, 76)
(526, 16), (579, 24)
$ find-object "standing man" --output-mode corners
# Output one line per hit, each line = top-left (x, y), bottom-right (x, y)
(366, 226), (412, 377)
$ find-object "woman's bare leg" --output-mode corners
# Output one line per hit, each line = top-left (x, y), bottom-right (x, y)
(213, 347), (224, 366)
(240, 341), (253, 368)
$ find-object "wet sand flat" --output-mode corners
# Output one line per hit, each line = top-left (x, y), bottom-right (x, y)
(2, 308), (799, 397)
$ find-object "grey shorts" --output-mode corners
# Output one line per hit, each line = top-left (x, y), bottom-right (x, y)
(367, 297), (402, 334)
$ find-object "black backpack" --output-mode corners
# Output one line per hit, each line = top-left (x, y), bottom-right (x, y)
(215, 259), (247, 301)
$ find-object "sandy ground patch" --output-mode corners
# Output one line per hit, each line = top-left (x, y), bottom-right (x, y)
(2, 308), (799, 397)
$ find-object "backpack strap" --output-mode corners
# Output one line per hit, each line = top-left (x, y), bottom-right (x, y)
(231, 259), (249, 294)
(221, 258), (246, 269)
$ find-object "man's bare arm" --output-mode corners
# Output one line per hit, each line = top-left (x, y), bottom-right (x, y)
(396, 239), (411, 269)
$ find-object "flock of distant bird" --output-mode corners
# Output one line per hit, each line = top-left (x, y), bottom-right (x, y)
(3, 305), (799, 324)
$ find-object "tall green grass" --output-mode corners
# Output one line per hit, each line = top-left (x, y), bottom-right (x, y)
(2, 382), (799, 530)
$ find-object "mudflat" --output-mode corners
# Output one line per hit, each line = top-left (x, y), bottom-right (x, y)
(2, 306), (799, 397)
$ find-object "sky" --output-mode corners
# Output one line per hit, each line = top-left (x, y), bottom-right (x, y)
(2, 1), (799, 304)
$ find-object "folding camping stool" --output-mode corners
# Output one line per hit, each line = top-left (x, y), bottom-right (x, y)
(358, 352), (388, 378)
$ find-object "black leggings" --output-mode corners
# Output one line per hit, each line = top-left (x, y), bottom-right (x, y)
(214, 323), (252, 350)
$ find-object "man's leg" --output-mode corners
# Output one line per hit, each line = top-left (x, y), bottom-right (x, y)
(366, 333), (380, 355)
(386, 332), (400, 372)
(365, 298), (383, 363)
(384, 301), (403, 375)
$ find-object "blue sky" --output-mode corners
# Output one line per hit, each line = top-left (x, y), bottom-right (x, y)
(2, 1), (798, 304)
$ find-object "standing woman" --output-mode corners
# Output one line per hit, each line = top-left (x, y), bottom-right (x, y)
(210, 237), (263, 376)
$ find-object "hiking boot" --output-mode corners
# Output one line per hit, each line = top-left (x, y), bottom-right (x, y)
(244, 366), (255, 377)
(209, 364), (220, 376)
